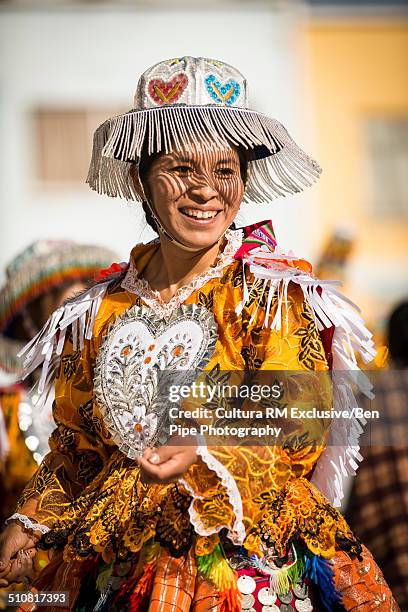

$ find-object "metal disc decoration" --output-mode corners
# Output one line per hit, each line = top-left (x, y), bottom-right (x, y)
(237, 575), (257, 595)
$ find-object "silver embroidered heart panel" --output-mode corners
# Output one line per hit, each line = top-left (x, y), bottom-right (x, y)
(94, 304), (217, 459)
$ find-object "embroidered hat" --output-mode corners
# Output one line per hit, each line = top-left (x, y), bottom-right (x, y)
(0, 240), (118, 340)
(87, 56), (321, 204)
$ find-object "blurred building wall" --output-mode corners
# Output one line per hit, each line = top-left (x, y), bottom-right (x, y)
(0, 3), (321, 279)
(305, 18), (408, 320)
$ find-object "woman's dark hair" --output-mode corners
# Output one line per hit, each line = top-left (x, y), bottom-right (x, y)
(137, 141), (249, 234)
(141, 199), (160, 234)
(388, 301), (408, 367)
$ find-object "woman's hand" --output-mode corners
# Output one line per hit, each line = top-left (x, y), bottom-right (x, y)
(0, 523), (39, 586)
(138, 436), (198, 484)
(0, 548), (36, 587)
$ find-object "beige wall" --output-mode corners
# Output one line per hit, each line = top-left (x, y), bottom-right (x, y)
(304, 19), (408, 321)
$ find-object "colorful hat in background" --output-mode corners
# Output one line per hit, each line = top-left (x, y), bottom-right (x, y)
(87, 56), (321, 204)
(0, 240), (117, 372)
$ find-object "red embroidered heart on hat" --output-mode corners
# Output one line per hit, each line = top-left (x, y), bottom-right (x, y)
(147, 73), (188, 106)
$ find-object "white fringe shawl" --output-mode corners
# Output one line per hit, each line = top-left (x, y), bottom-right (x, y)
(235, 248), (376, 507)
(17, 281), (111, 409)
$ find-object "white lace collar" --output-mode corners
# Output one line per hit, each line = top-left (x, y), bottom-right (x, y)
(121, 229), (243, 319)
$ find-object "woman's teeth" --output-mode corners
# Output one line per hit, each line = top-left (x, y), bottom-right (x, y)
(181, 209), (219, 219)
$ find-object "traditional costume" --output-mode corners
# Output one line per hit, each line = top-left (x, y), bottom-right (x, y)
(8, 58), (398, 611)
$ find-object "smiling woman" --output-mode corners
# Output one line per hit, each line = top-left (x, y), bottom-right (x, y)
(136, 145), (245, 250)
(0, 57), (399, 611)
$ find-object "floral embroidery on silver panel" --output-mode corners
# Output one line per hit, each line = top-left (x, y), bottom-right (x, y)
(94, 304), (217, 459)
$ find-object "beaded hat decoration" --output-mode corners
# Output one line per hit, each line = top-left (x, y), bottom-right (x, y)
(87, 56), (321, 204)
(0, 240), (118, 337)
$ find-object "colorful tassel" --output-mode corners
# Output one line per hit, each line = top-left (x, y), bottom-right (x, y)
(126, 541), (160, 612)
(250, 547), (304, 595)
(304, 553), (342, 611)
(196, 544), (241, 612)
(129, 562), (156, 612)
(95, 560), (114, 593)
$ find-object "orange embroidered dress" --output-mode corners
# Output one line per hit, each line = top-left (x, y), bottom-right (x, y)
(14, 226), (398, 611)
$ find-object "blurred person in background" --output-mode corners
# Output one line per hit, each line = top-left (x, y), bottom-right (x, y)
(0, 57), (399, 610)
(347, 301), (408, 611)
(314, 228), (354, 284)
(0, 240), (118, 526)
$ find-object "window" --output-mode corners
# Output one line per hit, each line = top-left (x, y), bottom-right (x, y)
(33, 107), (125, 185)
(365, 117), (408, 217)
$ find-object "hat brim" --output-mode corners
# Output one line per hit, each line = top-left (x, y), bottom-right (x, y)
(87, 105), (321, 204)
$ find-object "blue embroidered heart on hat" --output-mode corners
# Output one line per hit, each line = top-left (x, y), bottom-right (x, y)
(205, 74), (241, 106)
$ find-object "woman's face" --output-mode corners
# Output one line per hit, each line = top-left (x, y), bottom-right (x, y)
(141, 145), (245, 250)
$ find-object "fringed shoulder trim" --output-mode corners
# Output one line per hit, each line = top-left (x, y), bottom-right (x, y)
(17, 276), (119, 408)
(235, 246), (376, 507)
